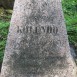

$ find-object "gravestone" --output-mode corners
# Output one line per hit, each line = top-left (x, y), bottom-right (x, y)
(1, 0), (76, 77)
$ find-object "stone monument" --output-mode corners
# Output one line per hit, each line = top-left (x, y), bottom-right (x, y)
(1, 0), (76, 77)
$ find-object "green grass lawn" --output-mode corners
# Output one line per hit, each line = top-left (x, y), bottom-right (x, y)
(0, 0), (77, 63)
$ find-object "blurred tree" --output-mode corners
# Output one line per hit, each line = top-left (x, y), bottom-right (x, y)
(0, 0), (14, 9)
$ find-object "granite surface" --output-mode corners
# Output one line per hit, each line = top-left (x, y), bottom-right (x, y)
(1, 0), (76, 77)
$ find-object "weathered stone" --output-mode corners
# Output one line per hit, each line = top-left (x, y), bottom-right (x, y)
(1, 0), (76, 77)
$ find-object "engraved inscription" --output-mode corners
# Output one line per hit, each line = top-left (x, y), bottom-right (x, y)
(17, 26), (58, 34)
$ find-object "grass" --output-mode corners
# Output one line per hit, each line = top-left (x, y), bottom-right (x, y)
(0, 19), (10, 63)
(0, 7), (11, 63)
(62, 0), (77, 46)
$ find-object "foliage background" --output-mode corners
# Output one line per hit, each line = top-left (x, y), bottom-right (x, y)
(62, 0), (77, 45)
(0, 0), (77, 63)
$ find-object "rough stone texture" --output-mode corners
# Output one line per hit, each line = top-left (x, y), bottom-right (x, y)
(1, 0), (76, 77)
